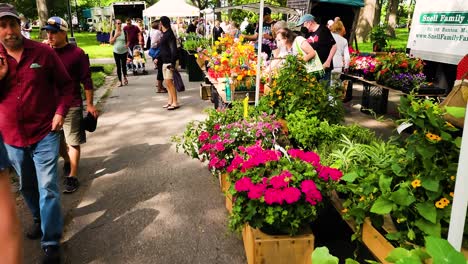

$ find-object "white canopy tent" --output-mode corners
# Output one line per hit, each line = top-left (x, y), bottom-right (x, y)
(143, 0), (200, 17)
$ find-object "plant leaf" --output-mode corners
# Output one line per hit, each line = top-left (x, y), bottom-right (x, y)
(425, 236), (467, 264)
(385, 248), (411, 262)
(445, 106), (466, 118)
(415, 219), (441, 237)
(311, 247), (339, 264)
(415, 202), (437, 224)
(345, 259), (360, 264)
(341, 172), (359, 182)
(390, 188), (416, 206)
(370, 197), (394, 215)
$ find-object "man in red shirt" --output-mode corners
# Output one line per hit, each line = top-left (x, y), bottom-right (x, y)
(123, 18), (143, 74)
(42, 16), (98, 194)
(0, 4), (73, 263)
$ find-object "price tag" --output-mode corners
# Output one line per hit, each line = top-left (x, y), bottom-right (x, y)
(397, 122), (413, 134)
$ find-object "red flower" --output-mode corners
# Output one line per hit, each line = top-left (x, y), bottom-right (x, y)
(248, 183), (267, 199)
(264, 188), (284, 205)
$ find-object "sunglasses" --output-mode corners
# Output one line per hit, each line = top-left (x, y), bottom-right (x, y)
(116, 22), (122, 24)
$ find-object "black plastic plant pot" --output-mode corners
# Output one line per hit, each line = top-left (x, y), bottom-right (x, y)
(186, 53), (205, 82)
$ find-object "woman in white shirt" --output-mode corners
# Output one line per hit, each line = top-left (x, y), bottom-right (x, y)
(268, 28), (317, 72)
(330, 21), (350, 74)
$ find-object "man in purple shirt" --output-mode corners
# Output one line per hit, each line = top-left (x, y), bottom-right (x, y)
(42, 16), (98, 194)
(0, 4), (73, 263)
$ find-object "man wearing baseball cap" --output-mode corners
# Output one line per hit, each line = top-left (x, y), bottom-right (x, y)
(42, 16), (98, 195)
(297, 14), (337, 81)
(0, 3), (73, 263)
(241, 7), (276, 59)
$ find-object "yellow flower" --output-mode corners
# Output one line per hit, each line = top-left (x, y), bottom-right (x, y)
(411, 179), (421, 188)
(237, 75), (243, 81)
(435, 201), (445, 209)
(194, 54), (198, 58)
(425, 132), (442, 142)
(341, 208), (348, 213)
(359, 196), (365, 202)
(269, 101), (275, 107)
(278, 96), (282, 100)
(450, 175), (455, 181)
(276, 90), (281, 95)
(450, 192), (454, 197)
(440, 198), (450, 206)
(304, 91), (310, 95)
(287, 92), (293, 96)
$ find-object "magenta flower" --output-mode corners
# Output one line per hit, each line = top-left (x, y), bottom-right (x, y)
(235, 177), (253, 192)
(264, 188), (284, 205)
(214, 124), (221, 131)
(300, 180), (322, 205)
(283, 187), (301, 204)
(270, 174), (288, 189)
(287, 149), (320, 166)
(248, 183), (267, 199)
(227, 155), (244, 173)
(211, 134), (220, 141)
(214, 142), (225, 151)
(198, 131), (210, 142)
(318, 166), (343, 181)
(199, 143), (212, 153)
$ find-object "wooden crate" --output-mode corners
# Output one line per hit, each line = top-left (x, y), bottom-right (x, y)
(242, 224), (314, 264)
(200, 84), (211, 100)
(330, 191), (394, 264)
(219, 173), (232, 213)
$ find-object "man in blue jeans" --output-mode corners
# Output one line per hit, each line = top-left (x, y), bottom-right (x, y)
(0, 4), (73, 263)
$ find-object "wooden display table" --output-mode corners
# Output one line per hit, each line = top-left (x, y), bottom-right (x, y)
(205, 75), (261, 109)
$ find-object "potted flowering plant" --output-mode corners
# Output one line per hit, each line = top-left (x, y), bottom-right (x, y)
(227, 144), (343, 235)
(197, 113), (284, 174)
(374, 53), (424, 86)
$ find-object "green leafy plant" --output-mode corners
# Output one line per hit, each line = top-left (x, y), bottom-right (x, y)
(258, 55), (344, 123)
(182, 33), (210, 53)
(330, 95), (461, 247)
(385, 236), (467, 264)
(286, 109), (379, 158)
(370, 26), (388, 52)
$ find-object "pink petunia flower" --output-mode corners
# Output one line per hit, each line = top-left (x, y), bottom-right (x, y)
(235, 177), (253, 192)
(198, 131), (210, 142)
(283, 187), (301, 204)
(318, 166), (343, 181)
(264, 188), (284, 205)
(214, 124), (221, 131)
(248, 183), (267, 199)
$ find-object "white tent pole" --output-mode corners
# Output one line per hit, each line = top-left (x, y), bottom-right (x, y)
(447, 102), (468, 250)
(254, 0), (265, 106)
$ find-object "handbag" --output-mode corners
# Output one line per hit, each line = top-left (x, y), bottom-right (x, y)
(295, 40), (324, 78)
(440, 76), (468, 128)
(173, 69), (185, 92)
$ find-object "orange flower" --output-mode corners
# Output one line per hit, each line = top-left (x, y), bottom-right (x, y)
(440, 198), (450, 206)
(435, 201), (445, 209)
(425, 132), (442, 142)
(411, 179), (421, 188)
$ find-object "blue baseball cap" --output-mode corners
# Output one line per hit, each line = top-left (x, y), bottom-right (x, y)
(296, 14), (315, 26)
(41, 16), (69, 32)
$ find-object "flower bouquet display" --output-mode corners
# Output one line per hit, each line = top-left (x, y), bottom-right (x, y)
(198, 114), (284, 175)
(348, 54), (379, 79)
(374, 53), (425, 90)
(227, 144), (343, 236)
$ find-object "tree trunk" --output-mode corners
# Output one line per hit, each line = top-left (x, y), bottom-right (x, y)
(356, 0), (377, 42)
(36, 0), (49, 39)
(406, 0), (415, 31)
(387, 0), (399, 37)
(373, 0), (382, 27)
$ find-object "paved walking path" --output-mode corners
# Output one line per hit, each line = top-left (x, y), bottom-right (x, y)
(20, 69), (245, 263)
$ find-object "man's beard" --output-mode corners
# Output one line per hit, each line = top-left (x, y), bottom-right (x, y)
(2, 34), (23, 50)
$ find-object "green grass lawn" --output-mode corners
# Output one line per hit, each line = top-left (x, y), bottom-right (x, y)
(356, 28), (410, 53)
(31, 28), (113, 59)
